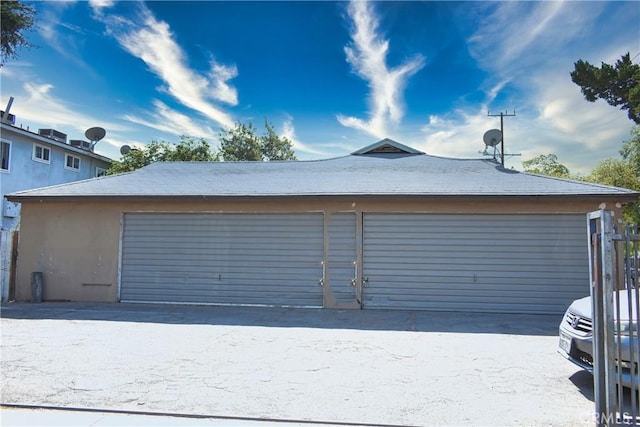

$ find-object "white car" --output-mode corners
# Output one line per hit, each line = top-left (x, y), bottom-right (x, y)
(558, 291), (639, 389)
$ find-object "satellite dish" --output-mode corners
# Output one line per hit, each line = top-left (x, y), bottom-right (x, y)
(483, 129), (502, 147)
(85, 127), (106, 142)
(120, 145), (131, 155)
(85, 127), (106, 152)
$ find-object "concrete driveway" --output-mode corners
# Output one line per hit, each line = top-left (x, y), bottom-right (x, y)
(1, 303), (594, 426)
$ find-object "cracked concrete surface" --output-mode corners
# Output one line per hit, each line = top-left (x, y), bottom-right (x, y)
(1, 303), (595, 426)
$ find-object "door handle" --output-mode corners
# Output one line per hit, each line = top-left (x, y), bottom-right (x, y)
(351, 260), (358, 286)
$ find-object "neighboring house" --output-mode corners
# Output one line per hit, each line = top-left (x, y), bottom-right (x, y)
(7, 139), (639, 314)
(0, 111), (112, 301)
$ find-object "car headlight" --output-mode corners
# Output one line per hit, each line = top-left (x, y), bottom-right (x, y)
(614, 321), (638, 336)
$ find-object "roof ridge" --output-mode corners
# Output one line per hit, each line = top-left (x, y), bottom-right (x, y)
(146, 155), (354, 166)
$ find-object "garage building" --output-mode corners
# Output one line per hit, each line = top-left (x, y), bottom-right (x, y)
(8, 140), (638, 314)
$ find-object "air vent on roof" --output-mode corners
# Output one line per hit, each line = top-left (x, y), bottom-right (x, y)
(352, 139), (423, 156)
(70, 139), (91, 150)
(368, 144), (405, 154)
(38, 128), (67, 144)
(1, 97), (15, 125)
(0, 110), (15, 125)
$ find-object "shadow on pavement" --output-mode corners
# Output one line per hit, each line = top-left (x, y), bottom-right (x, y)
(570, 369), (640, 420)
(1, 302), (562, 336)
(570, 370), (595, 402)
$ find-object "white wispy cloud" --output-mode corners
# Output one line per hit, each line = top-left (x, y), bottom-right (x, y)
(37, 3), (92, 70)
(0, 62), (23, 79)
(467, 2), (576, 75)
(17, 82), (128, 134)
(417, 79), (509, 159)
(418, 107), (494, 160)
(528, 71), (633, 172)
(209, 61), (238, 106)
(4, 82), (132, 159)
(88, 0), (114, 13)
(123, 100), (217, 139)
(337, 0), (425, 138)
(99, 4), (236, 128)
(419, 1), (636, 173)
(281, 116), (328, 157)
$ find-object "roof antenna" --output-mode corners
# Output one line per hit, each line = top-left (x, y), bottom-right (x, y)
(487, 110), (518, 166)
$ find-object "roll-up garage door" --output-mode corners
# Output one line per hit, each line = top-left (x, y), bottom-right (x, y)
(362, 214), (588, 314)
(120, 213), (324, 307)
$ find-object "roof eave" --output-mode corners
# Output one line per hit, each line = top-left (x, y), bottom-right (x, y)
(8, 192), (639, 203)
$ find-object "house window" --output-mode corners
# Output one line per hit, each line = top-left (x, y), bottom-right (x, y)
(65, 154), (81, 171)
(95, 167), (107, 177)
(1, 140), (10, 172)
(33, 143), (51, 164)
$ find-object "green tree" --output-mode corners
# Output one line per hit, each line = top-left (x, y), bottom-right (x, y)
(107, 136), (217, 175)
(219, 120), (297, 161)
(587, 158), (640, 190)
(219, 122), (261, 161)
(261, 121), (297, 161)
(620, 125), (640, 175)
(1, 0), (37, 66)
(585, 158), (640, 224)
(570, 53), (640, 124)
(521, 154), (571, 178)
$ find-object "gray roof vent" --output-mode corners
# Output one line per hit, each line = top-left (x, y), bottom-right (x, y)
(70, 140), (91, 150)
(0, 110), (15, 125)
(352, 138), (424, 156)
(38, 128), (67, 144)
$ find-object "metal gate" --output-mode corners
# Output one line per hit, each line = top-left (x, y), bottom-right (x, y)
(589, 210), (639, 426)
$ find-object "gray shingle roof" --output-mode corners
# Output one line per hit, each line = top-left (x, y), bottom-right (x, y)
(8, 151), (638, 200)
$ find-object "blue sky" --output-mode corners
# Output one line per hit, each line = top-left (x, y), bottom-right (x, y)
(1, 1), (639, 172)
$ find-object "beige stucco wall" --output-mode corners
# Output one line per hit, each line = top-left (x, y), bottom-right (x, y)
(14, 196), (626, 302)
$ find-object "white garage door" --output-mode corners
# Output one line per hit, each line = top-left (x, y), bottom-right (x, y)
(120, 213), (324, 307)
(362, 214), (588, 314)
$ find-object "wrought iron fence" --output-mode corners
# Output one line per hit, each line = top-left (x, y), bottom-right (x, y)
(589, 210), (639, 426)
